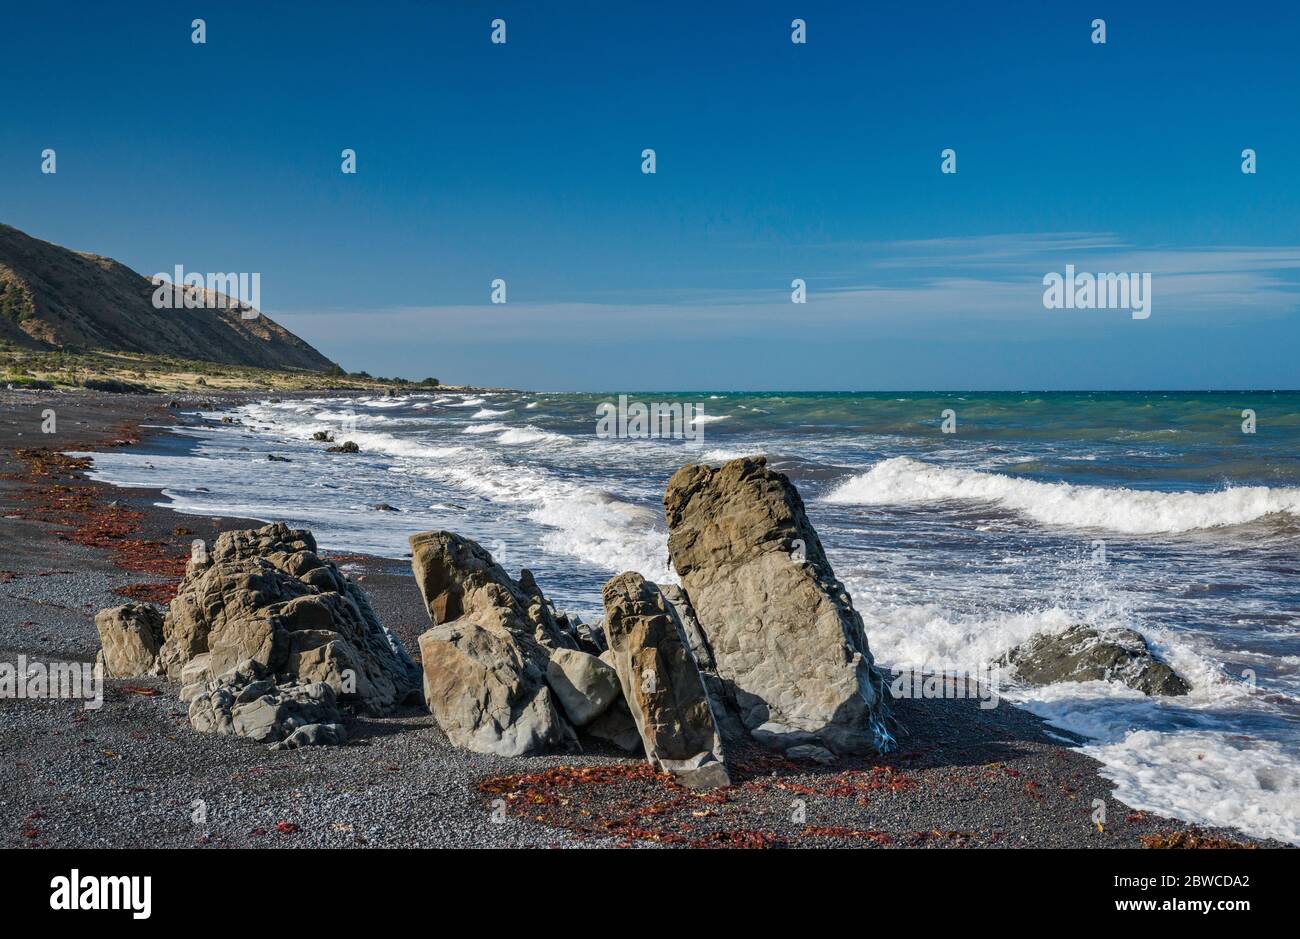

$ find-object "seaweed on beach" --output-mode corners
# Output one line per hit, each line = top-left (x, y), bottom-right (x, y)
(1140, 828), (1258, 850)
(9, 445), (187, 597)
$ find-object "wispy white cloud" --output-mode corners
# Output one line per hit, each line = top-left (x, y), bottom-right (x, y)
(272, 233), (1300, 343)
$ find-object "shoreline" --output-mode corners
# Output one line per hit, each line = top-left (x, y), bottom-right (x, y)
(0, 388), (1284, 849)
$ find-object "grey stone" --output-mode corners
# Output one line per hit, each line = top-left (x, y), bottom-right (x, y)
(408, 531), (584, 755)
(601, 571), (730, 788)
(999, 624), (1190, 696)
(664, 457), (894, 755)
(545, 647), (621, 727)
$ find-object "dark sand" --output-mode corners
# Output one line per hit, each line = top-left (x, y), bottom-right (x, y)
(0, 389), (1280, 849)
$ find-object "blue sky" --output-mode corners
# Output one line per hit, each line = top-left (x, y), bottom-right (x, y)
(2, 1), (1298, 389)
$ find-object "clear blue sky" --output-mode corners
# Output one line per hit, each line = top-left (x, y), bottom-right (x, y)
(3, 1), (1298, 389)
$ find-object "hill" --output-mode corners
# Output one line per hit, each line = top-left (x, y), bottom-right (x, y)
(0, 223), (337, 373)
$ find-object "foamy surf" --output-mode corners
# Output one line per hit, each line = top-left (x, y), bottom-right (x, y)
(825, 456), (1300, 534)
(71, 390), (1300, 845)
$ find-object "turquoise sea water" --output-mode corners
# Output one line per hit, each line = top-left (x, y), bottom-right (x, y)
(77, 390), (1300, 843)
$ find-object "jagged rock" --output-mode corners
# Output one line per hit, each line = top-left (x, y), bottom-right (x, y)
(546, 648), (620, 727)
(187, 658), (344, 745)
(999, 625), (1190, 696)
(664, 457), (893, 755)
(409, 532), (579, 656)
(601, 572), (731, 788)
(569, 615), (607, 656)
(326, 441), (360, 453)
(311, 431), (334, 442)
(409, 531), (580, 755)
(157, 523), (420, 716)
(94, 603), (164, 678)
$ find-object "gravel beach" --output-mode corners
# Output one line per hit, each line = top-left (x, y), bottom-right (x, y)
(0, 389), (1282, 849)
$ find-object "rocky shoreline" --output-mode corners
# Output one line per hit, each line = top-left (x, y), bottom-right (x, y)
(0, 389), (1282, 849)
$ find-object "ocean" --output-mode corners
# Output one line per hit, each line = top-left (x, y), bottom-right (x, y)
(76, 390), (1300, 843)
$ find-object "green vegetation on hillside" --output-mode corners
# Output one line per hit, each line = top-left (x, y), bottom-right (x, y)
(0, 347), (444, 393)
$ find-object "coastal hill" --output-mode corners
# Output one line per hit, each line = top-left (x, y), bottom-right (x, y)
(0, 222), (336, 373)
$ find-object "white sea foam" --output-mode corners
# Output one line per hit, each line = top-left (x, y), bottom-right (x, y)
(497, 427), (568, 446)
(825, 456), (1300, 534)
(70, 397), (1300, 846)
(472, 408), (513, 418)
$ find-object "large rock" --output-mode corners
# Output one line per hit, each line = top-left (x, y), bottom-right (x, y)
(418, 622), (574, 756)
(157, 523), (420, 716)
(999, 625), (1190, 696)
(409, 532), (582, 656)
(409, 531), (580, 755)
(602, 572), (730, 788)
(664, 457), (894, 755)
(546, 647), (621, 727)
(94, 603), (164, 677)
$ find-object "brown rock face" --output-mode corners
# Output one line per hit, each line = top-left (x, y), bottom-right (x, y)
(0, 221), (338, 371)
(601, 572), (730, 788)
(408, 531), (581, 755)
(664, 457), (894, 755)
(94, 603), (164, 678)
(409, 531), (580, 658)
(157, 523), (420, 716)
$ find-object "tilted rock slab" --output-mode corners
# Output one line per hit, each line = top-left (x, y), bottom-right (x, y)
(998, 624), (1190, 696)
(664, 457), (894, 755)
(410, 531), (580, 756)
(158, 523), (420, 721)
(602, 572), (731, 788)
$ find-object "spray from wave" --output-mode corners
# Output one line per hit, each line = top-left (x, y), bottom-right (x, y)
(825, 457), (1300, 534)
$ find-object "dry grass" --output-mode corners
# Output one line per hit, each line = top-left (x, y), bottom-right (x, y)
(0, 349), (463, 393)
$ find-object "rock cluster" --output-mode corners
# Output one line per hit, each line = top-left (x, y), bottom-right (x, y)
(409, 531), (632, 757)
(94, 523), (421, 747)
(405, 456), (899, 784)
(999, 624), (1190, 696)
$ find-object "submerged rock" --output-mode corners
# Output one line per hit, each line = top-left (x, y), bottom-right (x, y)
(999, 624), (1190, 696)
(664, 457), (894, 755)
(602, 572), (731, 788)
(326, 440), (360, 453)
